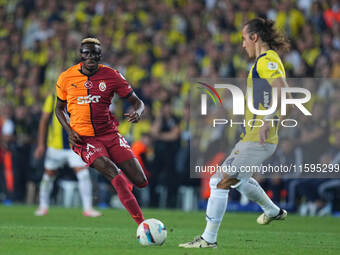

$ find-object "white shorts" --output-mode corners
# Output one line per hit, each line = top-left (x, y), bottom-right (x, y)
(211, 141), (277, 185)
(44, 147), (86, 170)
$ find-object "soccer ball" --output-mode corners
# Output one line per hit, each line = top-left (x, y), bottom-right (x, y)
(136, 218), (167, 246)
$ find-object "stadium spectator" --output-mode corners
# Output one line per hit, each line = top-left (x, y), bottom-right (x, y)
(151, 99), (180, 208)
(0, 0), (338, 214)
(0, 103), (15, 202)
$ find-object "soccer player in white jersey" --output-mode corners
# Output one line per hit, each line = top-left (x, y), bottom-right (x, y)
(180, 18), (289, 248)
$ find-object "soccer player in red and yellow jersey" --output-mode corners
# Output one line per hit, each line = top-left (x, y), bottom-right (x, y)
(55, 37), (148, 225)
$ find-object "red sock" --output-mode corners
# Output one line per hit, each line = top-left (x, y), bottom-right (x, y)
(111, 174), (144, 225)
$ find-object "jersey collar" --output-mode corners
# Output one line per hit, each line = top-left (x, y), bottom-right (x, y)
(78, 62), (101, 77)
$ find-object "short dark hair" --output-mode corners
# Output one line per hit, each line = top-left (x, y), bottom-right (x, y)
(245, 18), (290, 53)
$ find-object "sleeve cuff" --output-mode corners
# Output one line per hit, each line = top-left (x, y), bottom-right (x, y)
(121, 90), (133, 99)
(57, 97), (67, 102)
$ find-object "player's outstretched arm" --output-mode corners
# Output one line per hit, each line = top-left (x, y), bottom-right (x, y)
(124, 92), (144, 123)
(55, 98), (84, 146)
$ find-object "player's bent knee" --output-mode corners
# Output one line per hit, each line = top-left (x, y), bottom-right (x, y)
(134, 176), (148, 188)
(234, 178), (252, 189)
(135, 180), (148, 188)
(217, 177), (239, 190)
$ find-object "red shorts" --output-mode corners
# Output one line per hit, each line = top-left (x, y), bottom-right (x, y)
(72, 132), (135, 166)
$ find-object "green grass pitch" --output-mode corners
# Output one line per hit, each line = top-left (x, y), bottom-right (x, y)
(1, 206), (340, 255)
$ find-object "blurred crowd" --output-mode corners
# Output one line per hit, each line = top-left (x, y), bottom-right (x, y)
(0, 0), (339, 214)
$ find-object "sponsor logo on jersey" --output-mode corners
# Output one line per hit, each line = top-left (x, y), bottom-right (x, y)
(77, 95), (101, 104)
(99, 81), (106, 92)
(84, 80), (93, 89)
(267, 61), (278, 70)
(263, 91), (270, 108)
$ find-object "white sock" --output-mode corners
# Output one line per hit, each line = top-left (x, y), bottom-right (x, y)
(76, 169), (93, 211)
(39, 173), (55, 209)
(236, 177), (280, 217)
(201, 188), (229, 243)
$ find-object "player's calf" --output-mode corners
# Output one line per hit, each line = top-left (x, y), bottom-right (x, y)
(111, 173), (144, 225)
(117, 158), (148, 188)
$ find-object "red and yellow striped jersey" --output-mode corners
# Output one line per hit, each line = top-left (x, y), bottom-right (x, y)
(56, 63), (132, 136)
